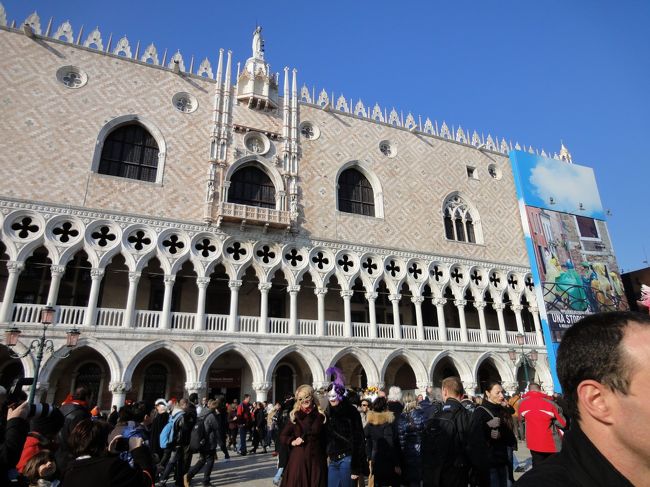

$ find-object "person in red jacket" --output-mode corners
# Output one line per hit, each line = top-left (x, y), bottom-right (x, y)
(519, 383), (566, 467)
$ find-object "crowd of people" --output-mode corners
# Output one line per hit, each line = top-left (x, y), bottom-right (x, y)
(4, 310), (649, 487)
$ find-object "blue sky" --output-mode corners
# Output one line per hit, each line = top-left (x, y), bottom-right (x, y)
(3, 0), (649, 271)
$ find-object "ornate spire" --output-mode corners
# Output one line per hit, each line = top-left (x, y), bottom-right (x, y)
(559, 141), (572, 163)
(236, 25), (278, 110)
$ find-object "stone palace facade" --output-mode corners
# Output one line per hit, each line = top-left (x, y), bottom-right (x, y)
(0, 5), (556, 409)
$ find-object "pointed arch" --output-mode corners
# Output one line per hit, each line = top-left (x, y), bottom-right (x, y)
(198, 342), (264, 385)
(430, 350), (473, 383)
(380, 349), (428, 385)
(91, 115), (166, 184)
(123, 340), (197, 384)
(225, 155), (285, 209)
(265, 344), (325, 385)
(442, 192), (482, 244)
(335, 161), (384, 218)
(329, 347), (380, 385)
(473, 351), (515, 384)
(39, 336), (122, 385)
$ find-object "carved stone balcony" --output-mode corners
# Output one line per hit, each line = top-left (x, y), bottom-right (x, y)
(216, 202), (291, 230)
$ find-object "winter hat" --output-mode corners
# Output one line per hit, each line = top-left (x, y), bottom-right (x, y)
(30, 406), (64, 436)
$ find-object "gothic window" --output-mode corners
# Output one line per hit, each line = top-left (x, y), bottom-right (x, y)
(98, 124), (160, 182)
(338, 168), (375, 217)
(228, 166), (276, 209)
(443, 194), (479, 243)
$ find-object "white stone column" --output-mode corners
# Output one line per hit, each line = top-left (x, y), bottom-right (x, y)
(341, 290), (353, 338)
(0, 261), (24, 323)
(454, 299), (469, 342)
(195, 277), (210, 331)
(416, 380), (431, 398)
(474, 300), (489, 343)
(434, 297), (447, 342)
(253, 382), (272, 402)
(411, 296), (425, 341)
(227, 280), (242, 333)
(511, 304), (525, 334)
(46, 265), (66, 306)
(366, 292), (378, 339)
(389, 294), (402, 339)
(530, 307), (544, 345)
(84, 268), (105, 326)
(258, 283), (272, 334)
(493, 302), (508, 344)
(123, 272), (141, 328)
(315, 287), (327, 336)
(288, 285), (300, 336)
(159, 274), (176, 330)
(109, 381), (131, 409)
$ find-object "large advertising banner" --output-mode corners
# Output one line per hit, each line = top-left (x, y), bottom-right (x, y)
(510, 151), (628, 390)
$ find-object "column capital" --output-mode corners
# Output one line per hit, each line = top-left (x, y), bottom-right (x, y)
(340, 290), (354, 299)
(196, 276), (211, 287)
(492, 303), (506, 311)
(252, 381), (272, 392)
(228, 279), (243, 289)
(529, 306), (539, 314)
(473, 300), (486, 310)
(388, 293), (402, 303)
(108, 381), (131, 393)
(258, 282), (273, 292)
(50, 265), (66, 275)
(416, 381), (431, 391)
(314, 287), (328, 296)
(164, 274), (176, 285)
(312, 381), (329, 391)
(90, 268), (105, 280)
(128, 272), (141, 283)
(454, 299), (467, 307)
(463, 381), (478, 395)
(511, 304), (524, 313)
(185, 381), (207, 394)
(365, 292), (378, 301)
(411, 296), (425, 305)
(7, 261), (25, 273)
(433, 297), (447, 307)
(288, 285), (301, 294)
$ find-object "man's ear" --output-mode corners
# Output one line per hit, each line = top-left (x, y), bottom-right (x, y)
(576, 380), (615, 425)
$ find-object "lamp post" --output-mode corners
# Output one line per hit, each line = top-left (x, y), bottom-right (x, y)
(508, 333), (538, 390)
(4, 306), (80, 404)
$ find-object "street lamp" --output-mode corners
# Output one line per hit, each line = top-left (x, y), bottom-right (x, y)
(508, 333), (538, 389)
(4, 306), (81, 405)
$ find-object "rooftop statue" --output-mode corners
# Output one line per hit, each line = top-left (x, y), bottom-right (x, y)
(252, 25), (264, 60)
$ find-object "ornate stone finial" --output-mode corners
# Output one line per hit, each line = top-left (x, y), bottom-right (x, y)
(559, 141), (572, 163)
(252, 25), (264, 60)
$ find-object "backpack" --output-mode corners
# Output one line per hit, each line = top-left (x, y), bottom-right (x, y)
(160, 412), (183, 449)
(189, 413), (209, 452)
(423, 405), (466, 467)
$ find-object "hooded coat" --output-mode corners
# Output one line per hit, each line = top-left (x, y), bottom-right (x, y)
(364, 410), (400, 485)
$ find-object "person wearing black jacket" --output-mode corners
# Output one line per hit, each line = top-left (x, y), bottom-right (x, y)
(61, 418), (154, 487)
(325, 386), (368, 486)
(516, 311), (650, 487)
(467, 382), (516, 487)
(422, 376), (471, 487)
(186, 399), (220, 487)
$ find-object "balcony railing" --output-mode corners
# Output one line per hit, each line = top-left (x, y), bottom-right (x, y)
(4, 302), (542, 346)
(217, 202), (291, 228)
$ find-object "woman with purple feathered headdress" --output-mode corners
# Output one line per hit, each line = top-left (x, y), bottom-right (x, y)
(324, 367), (369, 487)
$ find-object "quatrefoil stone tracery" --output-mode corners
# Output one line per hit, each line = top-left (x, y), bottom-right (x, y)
(127, 230), (152, 251)
(11, 217), (39, 239)
(52, 221), (79, 243)
(91, 226), (117, 247)
(285, 248), (303, 267)
(226, 242), (247, 261)
(162, 234), (185, 255)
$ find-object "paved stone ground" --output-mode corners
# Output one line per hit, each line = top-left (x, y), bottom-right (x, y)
(181, 440), (532, 486)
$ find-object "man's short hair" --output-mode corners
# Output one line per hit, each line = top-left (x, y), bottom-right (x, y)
(528, 383), (541, 392)
(557, 311), (650, 420)
(441, 376), (464, 397)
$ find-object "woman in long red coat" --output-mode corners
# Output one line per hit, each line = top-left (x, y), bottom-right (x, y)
(279, 384), (327, 486)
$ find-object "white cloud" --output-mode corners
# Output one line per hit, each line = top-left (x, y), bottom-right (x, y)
(528, 159), (602, 215)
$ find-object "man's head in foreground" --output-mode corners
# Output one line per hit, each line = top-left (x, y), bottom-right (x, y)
(557, 311), (650, 483)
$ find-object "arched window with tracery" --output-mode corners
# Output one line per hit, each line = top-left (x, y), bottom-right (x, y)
(338, 168), (375, 217)
(228, 166), (276, 209)
(443, 194), (479, 243)
(98, 124), (160, 182)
